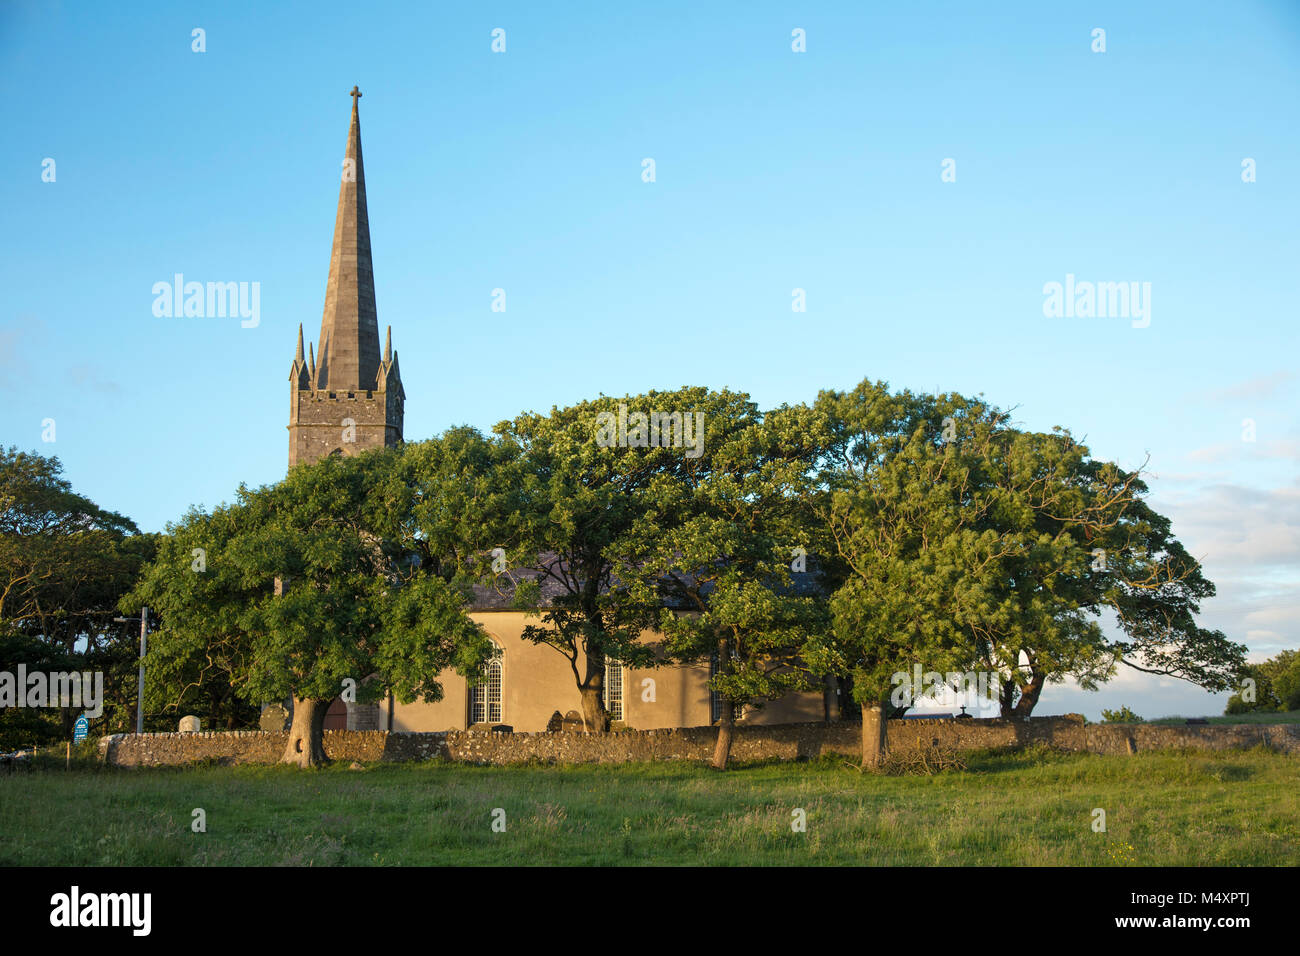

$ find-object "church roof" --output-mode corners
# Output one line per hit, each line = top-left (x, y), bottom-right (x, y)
(313, 86), (384, 392)
(466, 552), (826, 612)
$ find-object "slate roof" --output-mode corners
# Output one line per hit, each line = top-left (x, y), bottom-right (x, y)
(467, 551), (828, 612)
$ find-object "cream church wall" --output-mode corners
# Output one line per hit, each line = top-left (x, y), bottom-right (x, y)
(385, 611), (828, 733)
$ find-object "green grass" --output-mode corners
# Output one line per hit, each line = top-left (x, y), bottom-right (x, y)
(1148, 710), (1300, 726)
(2, 747), (1297, 866)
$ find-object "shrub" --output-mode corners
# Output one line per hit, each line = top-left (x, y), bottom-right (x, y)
(1101, 705), (1144, 723)
(1224, 650), (1300, 714)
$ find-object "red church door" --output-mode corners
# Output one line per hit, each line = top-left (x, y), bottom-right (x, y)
(323, 697), (348, 730)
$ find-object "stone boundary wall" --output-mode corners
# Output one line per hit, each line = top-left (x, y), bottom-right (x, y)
(99, 730), (389, 768)
(100, 716), (1300, 768)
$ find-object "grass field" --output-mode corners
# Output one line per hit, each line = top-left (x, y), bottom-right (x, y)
(2, 746), (1297, 866)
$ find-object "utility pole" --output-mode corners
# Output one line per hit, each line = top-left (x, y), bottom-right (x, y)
(136, 606), (147, 734)
(114, 607), (148, 734)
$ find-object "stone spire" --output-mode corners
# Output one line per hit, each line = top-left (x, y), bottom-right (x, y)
(314, 86), (382, 391)
(288, 87), (403, 474)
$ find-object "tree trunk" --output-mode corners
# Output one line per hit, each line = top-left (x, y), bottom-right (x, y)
(712, 699), (734, 770)
(575, 641), (608, 732)
(281, 696), (331, 767)
(824, 674), (841, 722)
(1011, 672), (1045, 717)
(998, 673), (1018, 718)
(861, 696), (888, 770)
(579, 684), (607, 732)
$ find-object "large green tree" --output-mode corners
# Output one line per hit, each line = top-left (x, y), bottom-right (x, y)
(962, 426), (1245, 717)
(489, 389), (734, 730)
(126, 449), (492, 766)
(125, 505), (259, 731)
(808, 383), (1007, 767)
(0, 447), (154, 747)
(620, 395), (829, 768)
(809, 380), (1245, 767)
(1226, 649), (1300, 713)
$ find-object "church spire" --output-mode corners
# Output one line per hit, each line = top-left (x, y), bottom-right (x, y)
(314, 86), (381, 391)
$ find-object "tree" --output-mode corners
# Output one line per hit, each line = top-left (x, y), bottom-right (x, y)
(808, 382), (1004, 768)
(491, 390), (729, 730)
(126, 449), (492, 766)
(971, 427), (1245, 717)
(808, 380), (1247, 769)
(621, 395), (829, 769)
(0, 447), (155, 746)
(1271, 652), (1300, 711)
(387, 427), (524, 583)
(1226, 650), (1300, 713)
(124, 505), (259, 730)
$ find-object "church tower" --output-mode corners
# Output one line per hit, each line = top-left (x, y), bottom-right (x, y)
(289, 87), (404, 469)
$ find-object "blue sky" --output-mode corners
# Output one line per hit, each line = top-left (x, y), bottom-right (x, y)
(2, 1), (1297, 719)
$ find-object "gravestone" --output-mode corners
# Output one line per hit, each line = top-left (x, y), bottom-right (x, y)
(259, 703), (290, 732)
(467, 723), (513, 733)
(546, 710), (564, 733)
(560, 710), (585, 733)
(178, 715), (200, 733)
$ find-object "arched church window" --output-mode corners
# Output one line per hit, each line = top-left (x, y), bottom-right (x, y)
(468, 641), (503, 724)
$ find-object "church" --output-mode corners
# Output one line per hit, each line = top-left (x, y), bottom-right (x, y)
(288, 90), (827, 734)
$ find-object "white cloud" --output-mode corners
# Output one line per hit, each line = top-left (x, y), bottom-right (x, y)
(1200, 369), (1297, 403)
(1186, 440), (1300, 465)
(1145, 478), (1300, 658)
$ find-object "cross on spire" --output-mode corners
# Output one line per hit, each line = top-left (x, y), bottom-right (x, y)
(350, 85), (362, 105)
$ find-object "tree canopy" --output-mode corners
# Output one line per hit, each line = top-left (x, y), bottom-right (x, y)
(12, 376), (1242, 768)
(0, 447), (154, 747)
(125, 448), (492, 765)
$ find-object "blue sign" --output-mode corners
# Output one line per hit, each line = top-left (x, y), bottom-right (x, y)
(73, 715), (88, 743)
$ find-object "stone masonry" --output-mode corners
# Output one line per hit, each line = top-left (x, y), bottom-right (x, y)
(99, 717), (1300, 768)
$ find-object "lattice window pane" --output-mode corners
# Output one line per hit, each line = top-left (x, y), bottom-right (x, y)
(709, 651), (743, 723)
(485, 659), (502, 723)
(603, 659), (624, 722)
